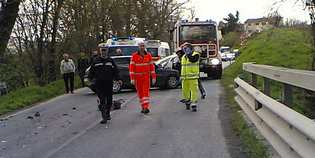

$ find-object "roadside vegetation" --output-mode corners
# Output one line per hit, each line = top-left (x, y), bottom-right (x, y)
(0, 77), (81, 116)
(221, 27), (313, 158)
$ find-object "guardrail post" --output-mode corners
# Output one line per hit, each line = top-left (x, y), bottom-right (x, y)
(251, 73), (257, 88)
(282, 84), (293, 107)
(263, 77), (271, 96)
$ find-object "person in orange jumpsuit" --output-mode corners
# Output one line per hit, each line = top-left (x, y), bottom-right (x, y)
(129, 42), (156, 114)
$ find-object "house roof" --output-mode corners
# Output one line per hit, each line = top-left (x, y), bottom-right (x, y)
(245, 18), (269, 24)
(245, 17), (281, 24)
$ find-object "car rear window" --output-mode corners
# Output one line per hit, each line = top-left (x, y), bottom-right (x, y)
(113, 57), (131, 65)
(108, 46), (139, 56)
(146, 48), (158, 57)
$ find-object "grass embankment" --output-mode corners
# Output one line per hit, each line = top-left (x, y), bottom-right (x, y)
(222, 28), (313, 158)
(0, 77), (81, 116)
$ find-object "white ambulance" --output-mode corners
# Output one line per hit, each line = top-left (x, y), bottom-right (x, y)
(144, 40), (170, 61)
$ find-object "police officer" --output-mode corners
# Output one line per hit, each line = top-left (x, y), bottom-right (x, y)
(88, 48), (122, 124)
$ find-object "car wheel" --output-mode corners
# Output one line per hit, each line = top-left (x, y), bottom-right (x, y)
(212, 69), (222, 80)
(113, 81), (122, 93)
(167, 76), (179, 89)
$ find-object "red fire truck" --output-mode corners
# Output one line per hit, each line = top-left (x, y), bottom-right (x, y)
(171, 19), (222, 79)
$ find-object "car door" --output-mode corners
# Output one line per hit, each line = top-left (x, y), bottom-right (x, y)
(113, 57), (132, 87)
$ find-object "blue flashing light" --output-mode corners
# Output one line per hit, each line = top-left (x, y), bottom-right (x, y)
(128, 36), (134, 40)
(112, 36), (118, 41)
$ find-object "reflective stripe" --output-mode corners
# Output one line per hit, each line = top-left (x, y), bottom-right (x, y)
(181, 63), (199, 67)
(181, 73), (200, 79)
(140, 97), (150, 103)
(134, 63), (150, 66)
(130, 62), (153, 66)
(150, 71), (156, 74)
(130, 72), (150, 75)
(142, 100), (149, 104)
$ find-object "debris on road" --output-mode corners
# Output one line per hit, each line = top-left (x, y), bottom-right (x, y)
(0, 118), (9, 122)
(72, 107), (77, 110)
(34, 112), (40, 117)
(72, 131), (79, 135)
(1, 140), (7, 143)
(112, 99), (125, 110)
(26, 116), (34, 120)
(62, 113), (69, 116)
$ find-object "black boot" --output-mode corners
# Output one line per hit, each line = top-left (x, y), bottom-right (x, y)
(143, 108), (150, 114)
(201, 93), (206, 99)
(191, 104), (197, 112)
(185, 101), (191, 110)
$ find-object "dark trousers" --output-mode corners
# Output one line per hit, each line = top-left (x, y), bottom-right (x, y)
(63, 72), (74, 93)
(95, 81), (113, 119)
(198, 79), (206, 96)
(79, 73), (85, 87)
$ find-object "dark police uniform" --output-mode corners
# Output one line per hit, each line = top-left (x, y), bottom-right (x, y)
(88, 56), (120, 124)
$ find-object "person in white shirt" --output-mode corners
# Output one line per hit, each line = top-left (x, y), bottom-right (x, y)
(60, 53), (76, 94)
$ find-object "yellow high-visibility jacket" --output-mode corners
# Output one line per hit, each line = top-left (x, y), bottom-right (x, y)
(181, 51), (200, 79)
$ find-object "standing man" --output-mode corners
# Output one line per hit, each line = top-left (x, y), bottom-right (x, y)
(180, 43), (200, 112)
(77, 52), (89, 87)
(88, 49), (121, 124)
(60, 53), (76, 94)
(129, 42), (156, 114)
(175, 48), (206, 100)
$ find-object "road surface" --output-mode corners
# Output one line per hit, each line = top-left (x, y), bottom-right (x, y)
(0, 62), (242, 158)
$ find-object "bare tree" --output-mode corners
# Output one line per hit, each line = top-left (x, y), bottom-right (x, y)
(0, 0), (21, 61)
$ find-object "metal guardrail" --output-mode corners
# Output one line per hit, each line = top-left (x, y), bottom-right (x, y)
(234, 63), (315, 158)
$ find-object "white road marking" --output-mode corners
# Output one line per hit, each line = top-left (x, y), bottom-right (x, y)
(43, 94), (137, 158)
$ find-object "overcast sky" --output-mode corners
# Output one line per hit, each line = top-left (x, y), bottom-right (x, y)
(181, 0), (310, 23)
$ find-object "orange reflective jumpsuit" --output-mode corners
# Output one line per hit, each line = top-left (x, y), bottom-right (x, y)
(129, 51), (156, 110)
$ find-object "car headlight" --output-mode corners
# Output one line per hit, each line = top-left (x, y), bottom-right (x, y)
(210, 58), (220, 65)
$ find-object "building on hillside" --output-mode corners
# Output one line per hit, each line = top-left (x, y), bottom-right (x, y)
(244, 17), (282, 37)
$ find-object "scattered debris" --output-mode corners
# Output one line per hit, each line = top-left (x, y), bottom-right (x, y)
(72, 107), (77, 110)
(33, 132), (38, 135)
(34, 112), (40, 117)
(1, 141), (7, 143)
(112, 99), (124, 110)
(66, 120), (72, 125)
(27, 116), (34, 120)
(72, 131), (79, 135)
(62, 113), (69, 116)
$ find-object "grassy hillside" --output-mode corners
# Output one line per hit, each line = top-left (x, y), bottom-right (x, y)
(222, 28), (313, 158)
(225, 28), (312, 79)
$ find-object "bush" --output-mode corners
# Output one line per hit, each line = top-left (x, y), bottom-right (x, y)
(221, 32), (241, 48)
(0, 77), (81, 115)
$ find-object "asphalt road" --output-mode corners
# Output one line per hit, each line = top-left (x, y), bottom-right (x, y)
(0, 62), (237, 158)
